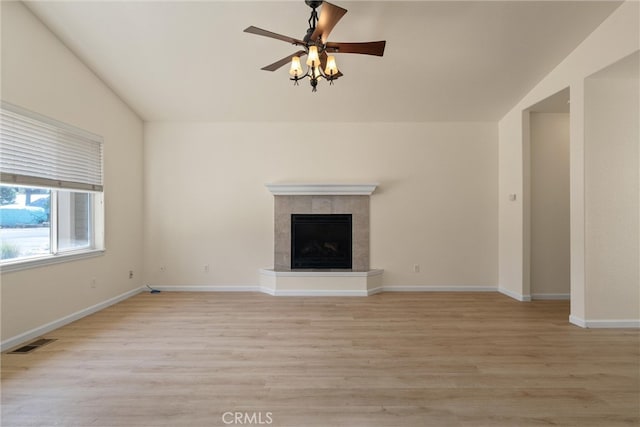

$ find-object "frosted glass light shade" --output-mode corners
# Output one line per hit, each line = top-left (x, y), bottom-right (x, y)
(306, 46), (320, 66)
(325, 55), (338, 76)
(289, 56), (303, 77)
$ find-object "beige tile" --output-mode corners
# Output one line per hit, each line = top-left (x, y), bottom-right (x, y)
(275, 212), (290, 230)
(350, 198), (369, 218)
(272, 194), (371, 270)
(353, 226), (369, 243)
(331, 196), (349, 213)
(274, 233), (289, 256)
(311, 197), (332, 213)
(291, 196), (312, 213)
(274, 196), (291, 214)
(274, 251), (290, 270)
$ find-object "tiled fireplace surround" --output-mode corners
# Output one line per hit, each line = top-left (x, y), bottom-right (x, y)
(274, 194), (369, 271)
(259, 184), (384, 296)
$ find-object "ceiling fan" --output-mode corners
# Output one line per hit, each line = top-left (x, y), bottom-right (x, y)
(244, 0), (386, 92)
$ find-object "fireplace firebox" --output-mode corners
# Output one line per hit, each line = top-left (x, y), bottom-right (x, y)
(291, 214), (352, 269)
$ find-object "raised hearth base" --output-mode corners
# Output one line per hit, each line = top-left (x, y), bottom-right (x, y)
(259, 268), (384, 296)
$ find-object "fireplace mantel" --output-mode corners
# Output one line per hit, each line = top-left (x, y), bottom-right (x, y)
(265, 183), (378, 196)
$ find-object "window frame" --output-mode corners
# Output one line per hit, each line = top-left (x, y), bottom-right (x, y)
(0, 186), (105, 273)
(0, 102), (105, 272)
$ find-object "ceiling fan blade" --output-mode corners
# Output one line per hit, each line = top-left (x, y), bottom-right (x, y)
(310, 2), (348, 44)
(325, 40), (386, 57)
(244, 26), (305, 46)
(261, 50), (307, 72)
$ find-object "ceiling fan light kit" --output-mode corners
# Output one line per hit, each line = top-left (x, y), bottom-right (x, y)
(244, 0), (386, 92)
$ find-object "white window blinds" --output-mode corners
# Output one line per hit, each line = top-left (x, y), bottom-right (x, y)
(0, 102), (103, 192)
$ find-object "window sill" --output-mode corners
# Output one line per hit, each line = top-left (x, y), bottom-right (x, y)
(0, 249), (105, 274)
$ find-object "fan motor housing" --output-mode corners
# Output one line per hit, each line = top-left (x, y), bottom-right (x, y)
(305, 1), (323, 9)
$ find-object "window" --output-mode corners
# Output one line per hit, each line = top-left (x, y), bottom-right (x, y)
(0, 102), (104, 270)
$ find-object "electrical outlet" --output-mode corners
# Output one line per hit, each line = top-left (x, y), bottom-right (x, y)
(90, 278), (97, 288)
(413, 264), (420, 273)
(129, 270), (134, 279)
(160, 266), (166, 273)
(204, 264), (210, 273)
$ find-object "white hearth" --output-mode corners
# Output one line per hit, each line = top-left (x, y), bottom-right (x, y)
(259, 268), (384, 296)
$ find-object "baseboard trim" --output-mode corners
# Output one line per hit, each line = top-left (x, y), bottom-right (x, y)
(151, 285), (374, 297)
(569, 315), (586, 327)
(367, 286), (384, 295)
(1, 286), (143, 352)
(532, 293), (570, 300)
(383, 285), (497, 292)
(148, 285), (263, 293)
(570, 315), (639, 328)
(148, 284), (496, 297)
(273, 289), (370, 296)
(498, 287), (532, 302)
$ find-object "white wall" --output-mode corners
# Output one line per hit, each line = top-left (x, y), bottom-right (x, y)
(1, 2), (144, 343)
(585, 72), (639, 321)
(498, 0), (639, 324)
(143, 122), (498, 288)
(530, 113), (570, 297)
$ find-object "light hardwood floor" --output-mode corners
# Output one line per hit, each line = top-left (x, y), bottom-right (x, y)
(2, 292), (639, 427)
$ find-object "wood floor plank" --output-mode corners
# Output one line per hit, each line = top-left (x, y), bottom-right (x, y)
(2, 292), (638, 426)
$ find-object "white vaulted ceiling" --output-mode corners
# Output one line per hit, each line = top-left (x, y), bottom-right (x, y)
(24, 1), (623, 122)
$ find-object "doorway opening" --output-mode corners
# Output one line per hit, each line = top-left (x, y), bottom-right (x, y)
(524, 88), (571, 301)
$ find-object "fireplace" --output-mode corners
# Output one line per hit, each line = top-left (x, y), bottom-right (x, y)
(268, 184), (376, 272)
(260, 183), (383, 295)
(291, 214), (352, 269)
